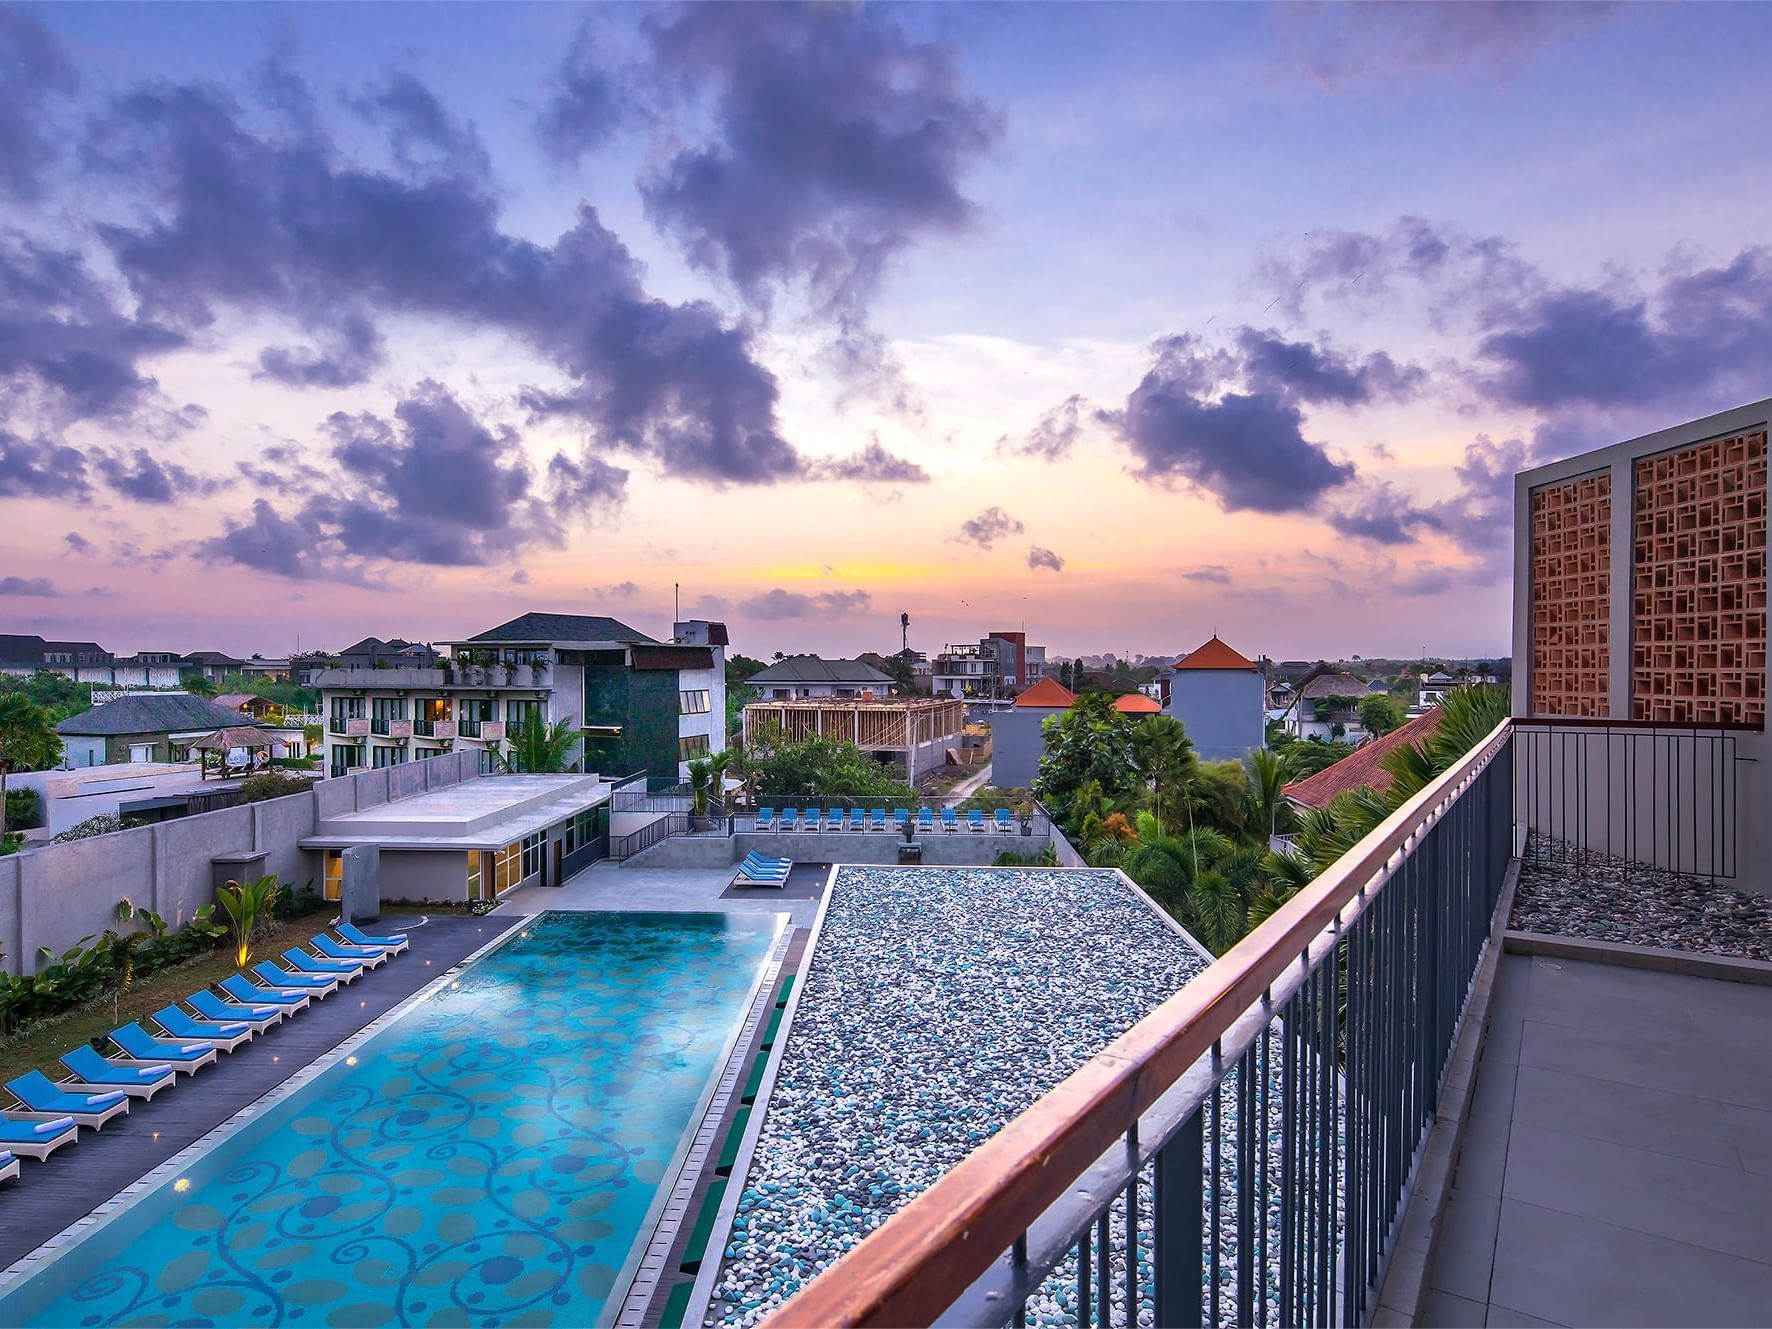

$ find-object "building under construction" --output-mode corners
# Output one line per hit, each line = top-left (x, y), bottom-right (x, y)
(740, 695), (967, 782)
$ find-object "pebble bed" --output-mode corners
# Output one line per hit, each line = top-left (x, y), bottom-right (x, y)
(707, 867), (1342, 1327)
(1512, 836), (1772, 962)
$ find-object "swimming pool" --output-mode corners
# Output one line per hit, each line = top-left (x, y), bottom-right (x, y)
(0, 910), (780, 1328)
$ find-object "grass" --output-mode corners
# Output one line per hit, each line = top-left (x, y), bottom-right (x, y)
(0, 906), (339, 1090)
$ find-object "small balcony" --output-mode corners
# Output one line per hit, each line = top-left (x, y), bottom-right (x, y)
(327, 716), (367, 737)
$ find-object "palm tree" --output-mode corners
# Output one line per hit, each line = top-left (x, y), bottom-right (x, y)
(1130, 714), (1195, 830)
(1243, 747), (1292, 846)
(496, 712), (578, 774)
(0, 693), (60, 846)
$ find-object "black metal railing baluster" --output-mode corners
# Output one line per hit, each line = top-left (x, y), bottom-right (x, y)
(1155, 1108), (1204, 1329)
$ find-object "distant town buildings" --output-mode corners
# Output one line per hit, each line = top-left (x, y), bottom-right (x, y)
(932, 630), (1050, 699)
(1160, 635), (1265, 761)
(746, 656), (895, 699)
(314, 612), (726, 782)
(54, 692), (296, 767)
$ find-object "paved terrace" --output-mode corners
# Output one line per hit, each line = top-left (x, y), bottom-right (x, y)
(1425, 953), (1772, 1327)
(0, 913), (518, 1271)
(507, 859), (826, 928)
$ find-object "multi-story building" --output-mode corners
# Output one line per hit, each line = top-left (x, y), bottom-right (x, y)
(745, 656), (895, 700)
(315, 612), (727, 782)
(933, 632), (1050, 698)
(0, 635), (184, 687)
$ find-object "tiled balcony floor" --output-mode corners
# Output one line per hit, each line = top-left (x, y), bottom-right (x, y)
(1425, 953), (1772, 1327)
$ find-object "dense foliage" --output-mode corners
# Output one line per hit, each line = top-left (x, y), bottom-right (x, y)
(0, 694), (61, 847)
(237, 771), (313, 804)
(1357, 694), (1403, 736)
(727, 725), (915, 800)
(495, 712), (580, 774)
(0, 669), (93, 722)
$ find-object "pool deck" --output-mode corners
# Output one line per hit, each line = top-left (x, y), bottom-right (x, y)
(0, 912), (518, 1272)
(508, 859), (826, 928)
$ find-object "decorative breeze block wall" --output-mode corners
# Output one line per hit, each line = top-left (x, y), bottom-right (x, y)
(1530, 472), (1612, 716)
(1631, 429), (1768, 726)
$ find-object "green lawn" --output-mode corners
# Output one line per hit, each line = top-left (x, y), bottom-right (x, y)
(0, 907), (340, 1089)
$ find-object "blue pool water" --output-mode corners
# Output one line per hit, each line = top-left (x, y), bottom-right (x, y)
(0, 911), (779, 1328)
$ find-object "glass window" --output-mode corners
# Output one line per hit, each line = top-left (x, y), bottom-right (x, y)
(521, 831), (545, 879)
(466, 851), (483, 901)
(678, 690), (711, 715)
(679, 734), (711, 761)
(506, 699), (543, 729)
(324, 850), (343, 901)
(493, 842), (521, 893)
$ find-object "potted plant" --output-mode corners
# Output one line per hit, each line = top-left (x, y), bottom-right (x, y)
(1014, 796), (1035, 835)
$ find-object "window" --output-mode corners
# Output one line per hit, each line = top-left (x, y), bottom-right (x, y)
(679, 734), (711, 761)
(371, 746), (406, 769)
(466, 851), (483, 901)
(521, 831), (545, 879)
(324, 850), (343, 902)
(493, 842), (522, 893)
(678, 690), (711, 715)
(129, 743), (154, 763)
(506, 699), (543, 730)
(370, 696), (407, 722)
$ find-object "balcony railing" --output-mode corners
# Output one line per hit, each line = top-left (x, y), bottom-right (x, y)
(457, 719), (481, 738)
(768, 719), (1516, 1329)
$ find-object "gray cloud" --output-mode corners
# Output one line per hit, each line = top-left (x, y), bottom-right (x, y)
(535, 22), (624, 164)
(1184, 565), (1232, 585)
(95, 447), (224, 504)
(1027, 546), (1065, 573)
(956, 506), (1025, 549)
(1104, 334), (1359, 513)
(64, 530), (92, 554)
(1005, 394), (1088, 461)
(1274, 2), (1616, 87)
(0, 430), (89, 499)
(597, 580), (640, 600)
(741, 587), (872, 620)
(810, 441), (929, 486)
(0, 7), (76, 201)
(638, 2), (1000, 394)
(0, 575), (60, 597)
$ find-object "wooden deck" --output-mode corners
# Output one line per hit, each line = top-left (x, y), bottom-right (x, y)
(0, 912), (521, 1270)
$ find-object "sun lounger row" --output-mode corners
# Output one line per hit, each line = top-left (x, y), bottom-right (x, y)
(733, 852), (792, 888)
(753, 807), (1020, 834)
(0, 921), (410, 1171)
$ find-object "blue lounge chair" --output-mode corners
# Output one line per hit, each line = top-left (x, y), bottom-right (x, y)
(282, 949), (361, 983)
(738, 851), (790, 874)
(336, 921), (409, 955)
(941, 807), (959, 833)
(110, 1024), (217, 1075)
(58, 1047), (176, 1102)
(916, 808), (934, 834)
(870, 808), (887, 832)
(192, 987), (290, 1028)
(778, 808), (798, 833)
(0, 1150), (15, 1182)
(220, 975), (311, 1013)
(893, 808), (910, 832)
(967, 809), (985, 832)
(994, 808), (1014, 834)
(152, 1005), (253, 1053)
(847, 809), (866, 832)
(253, 962), (337, 997)
(6, 1071), (129, 1129)
(756, 806), (776, 831)
(311, 935), (386, 969)
(738, 858), (790, 881)
(0, 1115), (78, 1160)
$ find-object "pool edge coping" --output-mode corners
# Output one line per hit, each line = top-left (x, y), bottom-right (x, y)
(684, 863), (839, 1328)
(0, 911), (533, 1303)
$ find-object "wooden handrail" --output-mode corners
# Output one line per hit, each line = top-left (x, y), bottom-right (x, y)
(765, 718), (1514, 1329)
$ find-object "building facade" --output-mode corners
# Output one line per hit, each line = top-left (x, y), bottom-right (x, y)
(745, 656), (895, 700)
(989, 676), (1076, 789)
(1161, 636), (1266, 760)
(55, 693), (278, 766)
(315, 613), (726, 782)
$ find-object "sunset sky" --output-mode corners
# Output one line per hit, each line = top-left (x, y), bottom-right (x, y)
(2, 1), (1769, 663)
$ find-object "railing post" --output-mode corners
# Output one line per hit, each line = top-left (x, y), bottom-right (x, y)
(1155, 1107), (1204, 1329)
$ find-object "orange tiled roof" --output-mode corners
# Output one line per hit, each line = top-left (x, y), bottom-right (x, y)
(1112, 692), (1162, 714)
(1173, 635), (1258, 671)
(1283, 709), (1444, 811)
(1014, 677), (1077, 708)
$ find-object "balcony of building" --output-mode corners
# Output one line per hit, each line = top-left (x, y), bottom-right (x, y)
(750, 714), (1769, 1329)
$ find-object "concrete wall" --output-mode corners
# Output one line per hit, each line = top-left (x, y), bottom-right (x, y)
(991, 706), (1060, 789)
(380, 849), (470, 904)
(1167, 670), (1265, 762)
(623, 827), (1053, 870)
(0, 749), (478, 973)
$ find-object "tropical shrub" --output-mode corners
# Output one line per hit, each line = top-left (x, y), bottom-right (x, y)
(216, 874), (283, 968)
(51, 814), (126, 843)
(238, 771), (312, 804)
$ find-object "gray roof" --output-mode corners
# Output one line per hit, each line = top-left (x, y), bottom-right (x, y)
(1298, 673), (1370, 700)
(465, 613), (656, 645)
(57, 694), (268, 737)
(747, 656), (894, 686)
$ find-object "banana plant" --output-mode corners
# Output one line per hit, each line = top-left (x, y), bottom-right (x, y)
(216, 874), (282, 969)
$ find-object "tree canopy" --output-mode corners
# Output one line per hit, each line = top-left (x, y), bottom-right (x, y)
(729, 725), (913, 799)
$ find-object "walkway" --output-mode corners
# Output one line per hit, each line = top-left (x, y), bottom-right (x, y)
(507, 858), (825, 928)
(1424, 953), (1772, 1327)
(947, 761), (994, 800)
(0, 913), (517, 1271)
